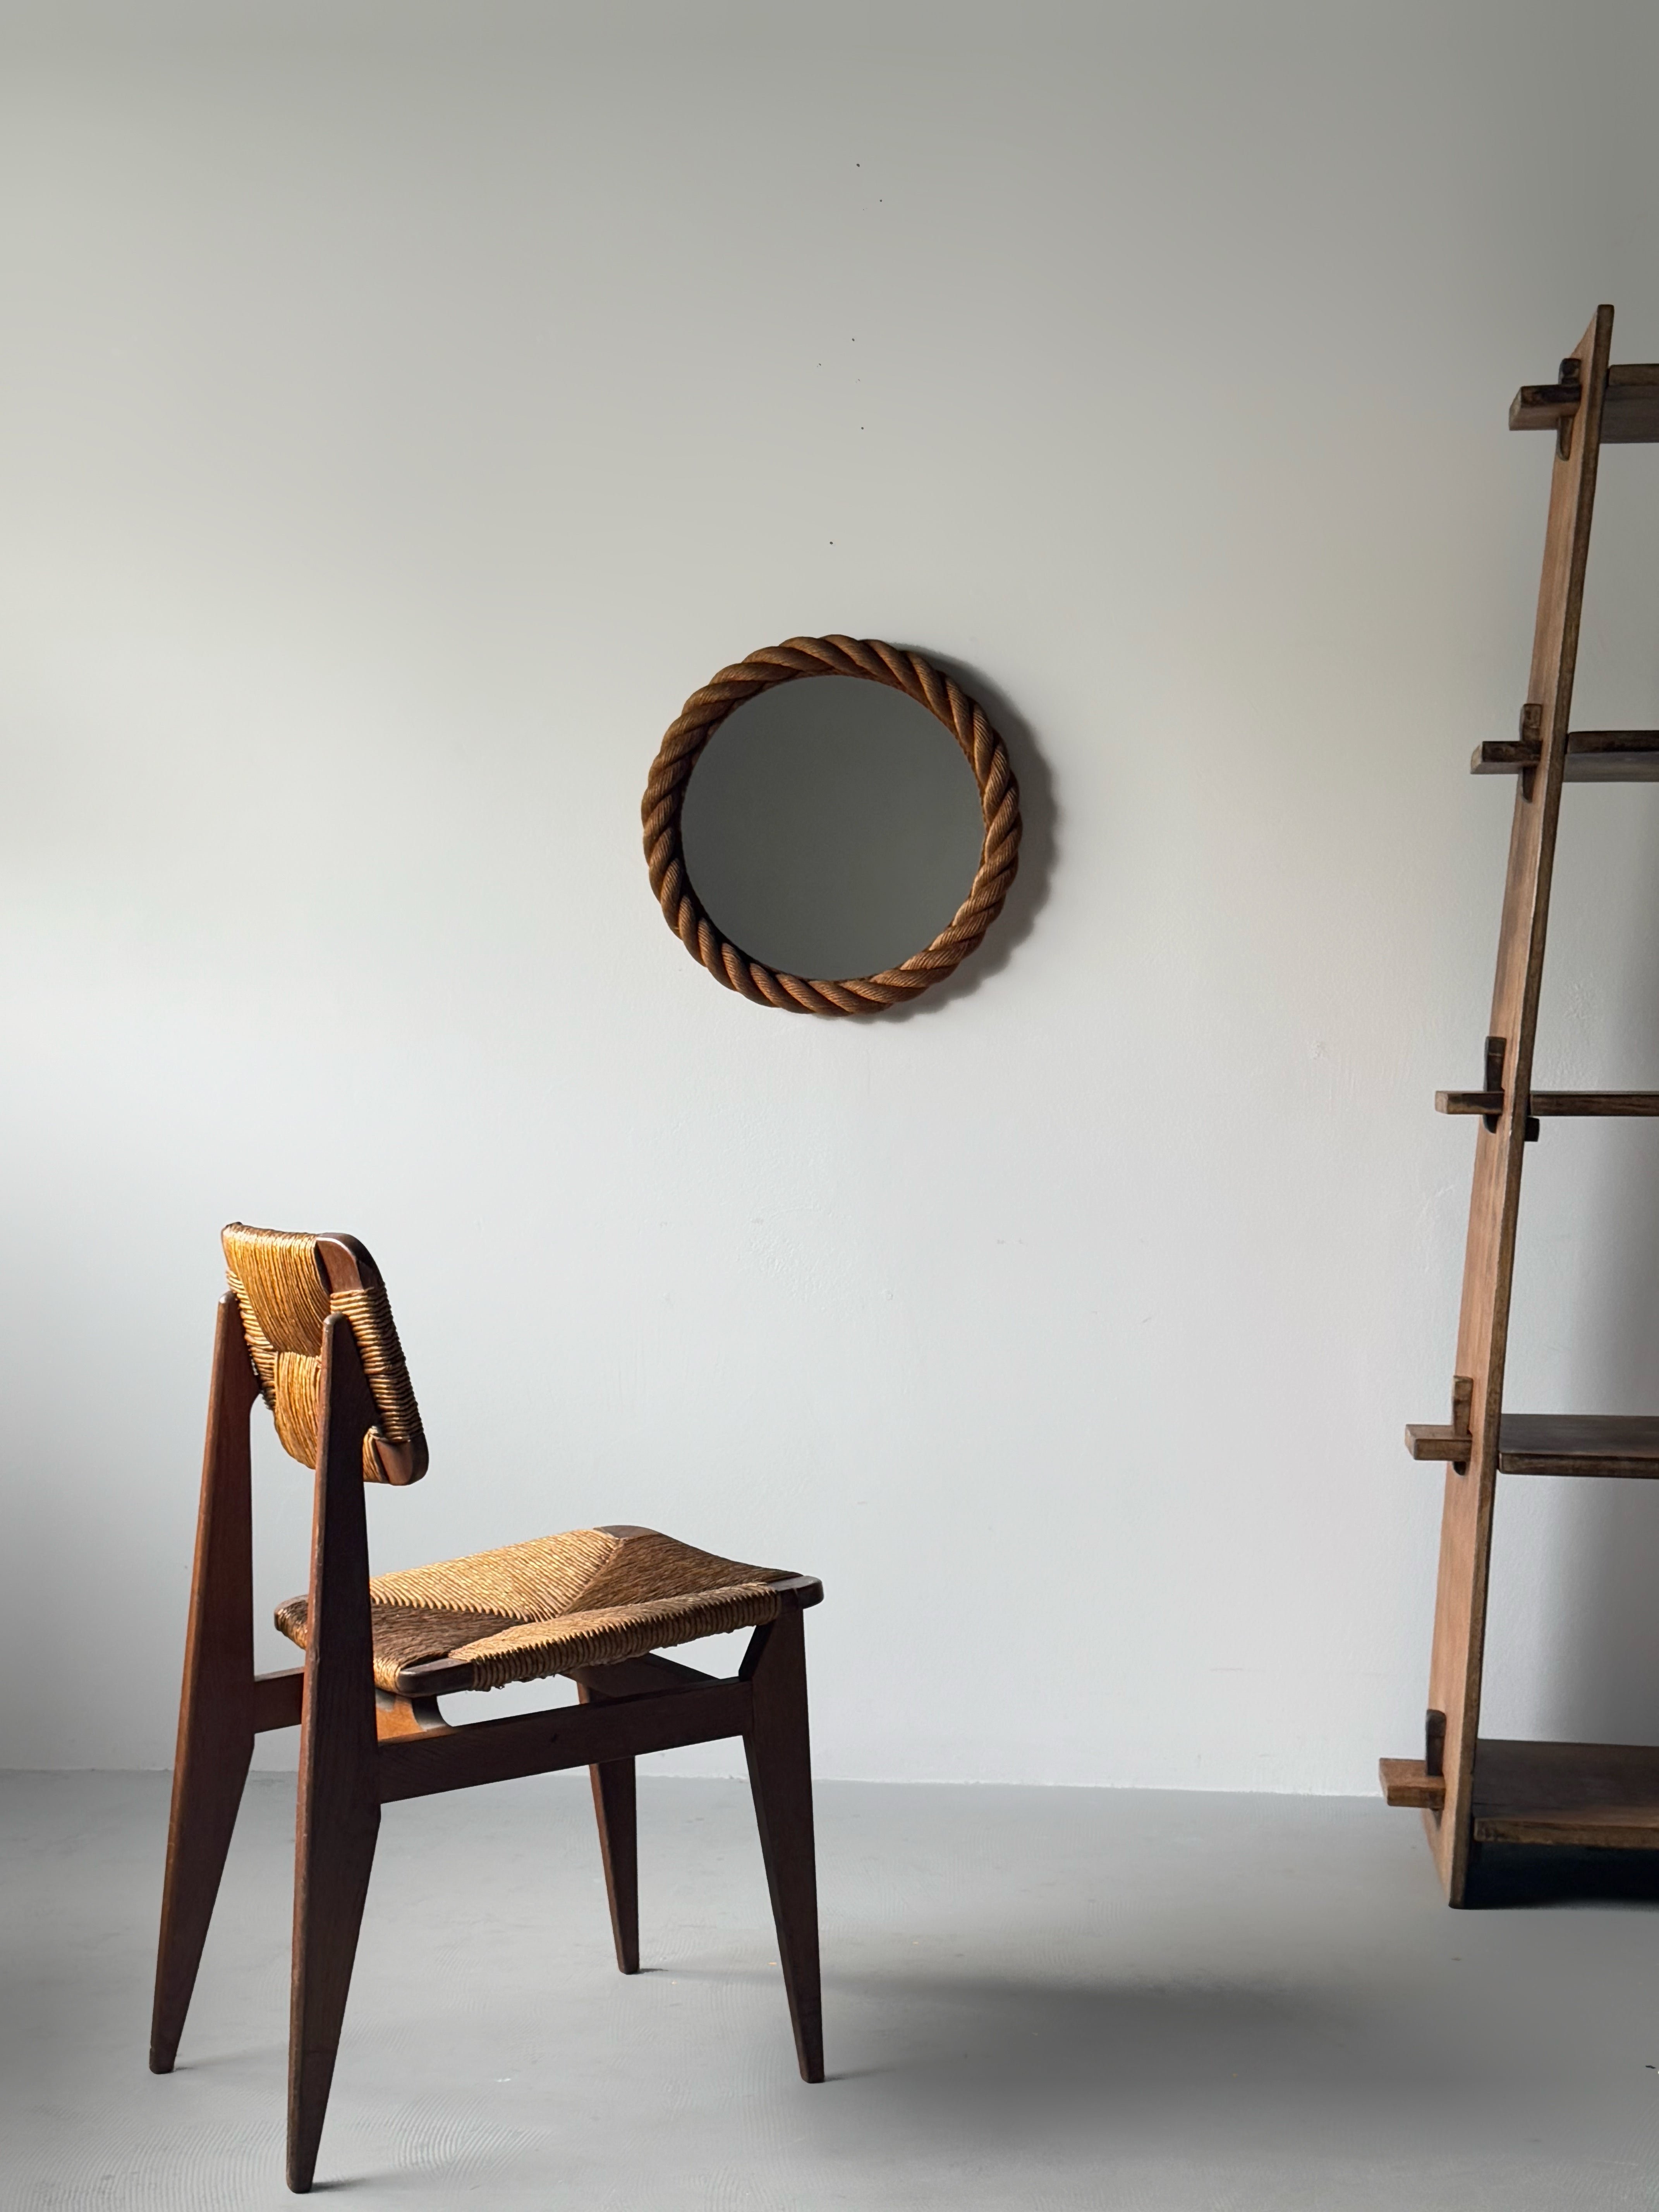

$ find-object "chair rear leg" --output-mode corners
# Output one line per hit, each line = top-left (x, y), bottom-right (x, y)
(742, 1602), (824, 2082)
(151, 1702), (253, 2071)
(151, 1293), (259, 2074)
(579, 1683), (640, 1973)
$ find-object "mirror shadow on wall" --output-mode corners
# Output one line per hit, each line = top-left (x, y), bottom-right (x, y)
(678, 667), (1053, 1006)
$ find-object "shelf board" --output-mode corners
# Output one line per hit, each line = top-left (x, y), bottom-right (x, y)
(1472, 1740), (1659, 1849)
(1498, 1414), (1659, 1478)
(1407, 1412), (1659, 1472)
(1436, 1089), (1659, 1118)
(1510, 362), (1659, 443)
(1472, 729), (1659, 781)
(1604, 364), (1659, 443)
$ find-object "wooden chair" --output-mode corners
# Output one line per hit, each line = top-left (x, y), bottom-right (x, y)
(149, 1223), (824, 2193)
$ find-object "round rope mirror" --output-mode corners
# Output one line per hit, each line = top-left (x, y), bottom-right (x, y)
(641, 635), (1022, 1015)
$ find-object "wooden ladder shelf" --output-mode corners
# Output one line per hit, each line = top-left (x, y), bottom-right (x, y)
(1382, 306), (1659, 1901)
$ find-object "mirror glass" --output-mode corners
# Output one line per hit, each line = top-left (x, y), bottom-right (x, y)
(678, 676), (987, 980)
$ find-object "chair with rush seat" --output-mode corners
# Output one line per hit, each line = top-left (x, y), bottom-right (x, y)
(149, 1223), (824, 2193)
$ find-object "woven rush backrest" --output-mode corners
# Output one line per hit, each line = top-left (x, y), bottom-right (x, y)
(222, 1223), (427, 1485)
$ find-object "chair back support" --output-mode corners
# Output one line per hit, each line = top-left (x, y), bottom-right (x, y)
(222, 1222), (427, 1485)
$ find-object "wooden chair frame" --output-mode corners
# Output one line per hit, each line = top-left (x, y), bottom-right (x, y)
(150, 1288), (824, 2193)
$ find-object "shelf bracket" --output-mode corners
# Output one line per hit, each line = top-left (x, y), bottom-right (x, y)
(1435, 1036), (1539, 1139)
(1406, 1375), (1474, 1471)
(1509, 356), (1582, 458)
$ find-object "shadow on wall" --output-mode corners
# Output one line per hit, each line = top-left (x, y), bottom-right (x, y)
(677, 659), (1056, 1016)
(1548, 811), (1659, 1743)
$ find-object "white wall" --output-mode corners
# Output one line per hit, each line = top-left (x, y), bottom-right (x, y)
(5, 0), (1659, 1788)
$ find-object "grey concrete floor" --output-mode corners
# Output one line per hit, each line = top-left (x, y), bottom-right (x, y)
(5, 1770), (1659, 2209)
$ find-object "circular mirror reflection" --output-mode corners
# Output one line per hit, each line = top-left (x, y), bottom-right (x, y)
(678, 676), (987, 981)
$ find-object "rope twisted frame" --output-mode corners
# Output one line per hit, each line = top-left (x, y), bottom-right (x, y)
(641, 635), (1022, 1015)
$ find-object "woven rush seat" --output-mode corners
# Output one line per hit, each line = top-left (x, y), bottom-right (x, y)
(274, 1523), (794, 1694)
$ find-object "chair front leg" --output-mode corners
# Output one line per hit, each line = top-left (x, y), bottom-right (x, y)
(287, 1314), (381, 2195)
(577, 1680), (641, 1973)
(742, 1598), (824, 2083)
(151, 1294), (260, 2074)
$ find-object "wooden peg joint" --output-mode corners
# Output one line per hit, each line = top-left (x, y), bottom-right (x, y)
(1433, 1038), (1538, 1138)
(1510, 361), (1659, 446)
(1510, 356), (1582, 456)
(1377, 1713), (1447, 1822)
(1406, 1375), (1474, 1470)
(1379, 1757), (1447, 1812)
(1424, 1707), (1446, 1779)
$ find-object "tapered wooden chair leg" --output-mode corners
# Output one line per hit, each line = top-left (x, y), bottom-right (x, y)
(287, 1803), (378, 2193)
(742, 1603), (823, 2083)
(578, 1684), (640, 1973)
(151, 1295), (259, 2074)
(151, 1716), (254, 2073)
(286, 1312), (382, 2195)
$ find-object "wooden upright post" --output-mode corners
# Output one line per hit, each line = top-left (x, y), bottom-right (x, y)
(1421, 307), (1613, 1901)
(1382, 311), (1659, 1891)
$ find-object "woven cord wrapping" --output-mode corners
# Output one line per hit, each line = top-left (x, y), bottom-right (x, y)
(222, 1223), (424, 1483)
(641, 635), (1022, 1014)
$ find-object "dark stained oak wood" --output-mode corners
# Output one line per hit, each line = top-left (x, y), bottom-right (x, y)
(1472, 729), (1659, 781)
(395, 1639), (724, 1701)
(1419, 308), (1614, 1905)
(1527, 1092), (1659, 1115)
(1496, 1413), (1659, 1478)
(287, 1316), (382, 2195)
(1436, 1089), (1659, 1116)
(565, 1652), (717, 1698)
(254, 1669), (305, 1732)
(1603, 364), (1659, 443)
(377, 1680), (752, 1802)
(742, 1598), (824, 2084)
(1416, 1410), (1659, 1478)
(579, 1680), (640, 1975)
(150, 1295), (262, 2075)
(1510, 361), (1659, 442)
(1472, 1740), (1659, 1846)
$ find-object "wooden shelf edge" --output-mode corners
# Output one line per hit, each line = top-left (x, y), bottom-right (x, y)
(1472, 730), (1659, 781)
(1496, 1415), (1659, 1480)
(1379, 1757), (1445, 1811)
(1498, 1455), (1659, 1479)
(1436, 1090), (1659, 1118)
(1510, 364), (1659, 442)
(1471, 1738), (1659, 1849)
(1472, 1814), (1659, 1848)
